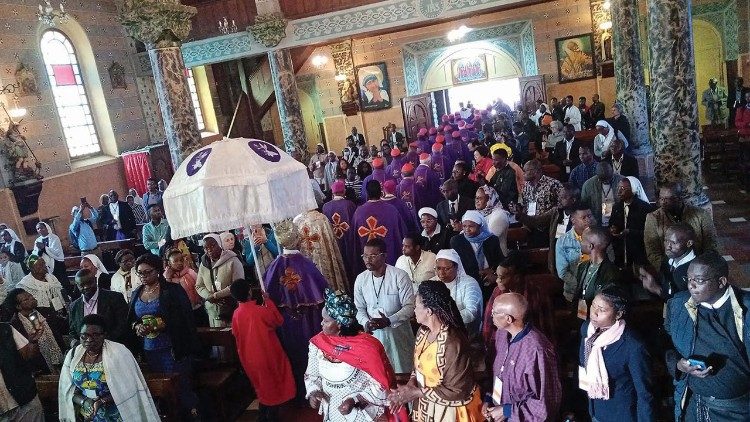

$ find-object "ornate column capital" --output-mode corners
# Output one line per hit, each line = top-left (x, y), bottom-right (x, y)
(248, 13), (288, 48)
(119, 0), (197, 48)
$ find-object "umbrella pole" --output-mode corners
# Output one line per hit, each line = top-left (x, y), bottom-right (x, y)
(226, 94), (243, 137)
(250, 242), (266, 293)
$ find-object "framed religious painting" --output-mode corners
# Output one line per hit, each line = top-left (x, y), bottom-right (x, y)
(555, 33), (596, 83)
(355, 62), (392, 112)
(451, 55), (488, 85)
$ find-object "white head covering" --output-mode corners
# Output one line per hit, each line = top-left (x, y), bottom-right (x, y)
(82, 254), (109, 277)
(418, 207), (438, 219)
(202, 233), (222, 247)
(219, 231), (236, 251)
(461, 210), (486, 226)
(71, 206), (80, 216)
(36, 222), (53, 239)
(435, 249), (466, 277)
(2, 228), (22, 243)
(625, 176), (649, 202)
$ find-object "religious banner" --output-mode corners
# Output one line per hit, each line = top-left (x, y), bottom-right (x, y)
(450, 55), (488, 85)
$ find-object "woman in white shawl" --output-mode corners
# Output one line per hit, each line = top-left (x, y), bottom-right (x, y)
(0, 249), (25, 292)
(17, 254), (67, 316)
(474, 185), (510, 255)
(0, 228), (27, 265)
(593, 120), (629, 158)
(81, 254), (112, 290)
(32, 222), (71, 294)
(59, 313), (160, 422)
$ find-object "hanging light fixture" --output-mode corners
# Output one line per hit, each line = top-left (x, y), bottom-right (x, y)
(37, 0), (69, 26)
(447, 25), (472, 42)
(311, 55), (329, 69)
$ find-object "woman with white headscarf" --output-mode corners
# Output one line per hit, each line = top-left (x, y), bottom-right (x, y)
(195, 233), (244, 327)
(449, 210), (504, 301)
(625, 176), (649, 203)
(474, 185), (510, 255)
(80, 254), (112, 290)
(594, 120), (629, 158)
(33, 222), (71, 295)
(0, 228), (27, 265)
(430, 249), (484, 338)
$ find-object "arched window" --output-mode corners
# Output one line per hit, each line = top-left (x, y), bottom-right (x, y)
(186, 68), (205, 131)
(40, 30), (100, 158)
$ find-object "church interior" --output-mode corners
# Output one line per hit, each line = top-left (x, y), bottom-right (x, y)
(0, 0), (749, 421)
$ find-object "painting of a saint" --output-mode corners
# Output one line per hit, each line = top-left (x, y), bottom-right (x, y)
(555, 34), (596, 83)
(355, 62), (392, 111)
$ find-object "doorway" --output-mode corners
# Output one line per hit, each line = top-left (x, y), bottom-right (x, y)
(446, 78), (521, 112)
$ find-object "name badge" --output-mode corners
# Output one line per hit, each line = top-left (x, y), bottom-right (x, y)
(51, 296), (64, 311)
(555, 224), (567, 239)
(577, 299), (588, 320)
(492, 376), (503, 405)
(527, 201), (537, 216)
(565, 165), (571, 174)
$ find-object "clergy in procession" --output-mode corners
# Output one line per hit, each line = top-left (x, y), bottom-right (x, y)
(386, 148), (406, 181)
(353, 238), (416, 373)
(414, 152), (442, 210)
(294, 209), (350, 293)
(396, 162), (417, 212)
(382, 179), (420, 236)
(430, 140), (452, 182)
(322, 181), (361, 287)
(263, 220), (329, 399)
(360, 157), (389, 200)
(353, 181), (408, 266)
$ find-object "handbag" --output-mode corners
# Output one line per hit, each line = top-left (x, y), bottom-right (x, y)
(208, 263), (237, 322)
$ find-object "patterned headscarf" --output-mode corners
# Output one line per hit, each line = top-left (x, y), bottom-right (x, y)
(26, 254), (41, 269)
(476, 185), (500, 217)
(324, 288), (357, 328)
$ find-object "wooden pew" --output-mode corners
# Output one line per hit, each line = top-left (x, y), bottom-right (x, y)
(36, 372), (181, 421)
(195, 327), (247, 420)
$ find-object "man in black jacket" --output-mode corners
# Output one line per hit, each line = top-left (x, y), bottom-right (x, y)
(604, 138), (639, 177)
(489, 148), (518, 207)
(610, 178), (656, 270)
(574, 226), (624, 312)
(69, 269), (129, 347)
(436, 178), (474, 227)
(99, 190), (137, 240)
(552, 124), (582, 180)
(419, 207), (454, 253)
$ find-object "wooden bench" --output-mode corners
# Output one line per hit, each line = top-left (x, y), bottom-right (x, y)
(36, 372), (181, 421)
(195, 327), (247, 420)
(507, 227), (530, 250)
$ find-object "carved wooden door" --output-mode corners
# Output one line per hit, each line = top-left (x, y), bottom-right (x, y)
(401, 93), (433, 140)
(518, 76), (546, 112)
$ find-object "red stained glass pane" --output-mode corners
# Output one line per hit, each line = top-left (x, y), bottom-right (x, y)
(52, 64), (76, 86)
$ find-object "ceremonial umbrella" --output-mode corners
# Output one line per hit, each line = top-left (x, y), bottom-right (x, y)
(162, 137), (317, 239)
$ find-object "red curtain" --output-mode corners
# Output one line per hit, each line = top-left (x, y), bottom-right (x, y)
(122, 152), (152, 195)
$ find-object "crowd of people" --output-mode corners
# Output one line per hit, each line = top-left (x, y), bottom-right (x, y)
(0, 93), (745, 422)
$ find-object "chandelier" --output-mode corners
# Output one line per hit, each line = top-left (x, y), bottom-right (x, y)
(37, 0), (69, 27)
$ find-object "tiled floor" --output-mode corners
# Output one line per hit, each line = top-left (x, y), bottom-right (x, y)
(233, 176), (750, 421)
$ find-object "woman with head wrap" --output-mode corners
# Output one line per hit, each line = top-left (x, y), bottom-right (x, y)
(388, 280), (484, 421)
(195, 233), (245, 328)
(34, 222), (75, 299)
(306, 288), (408, 421)
(430, 249), (483, 338)
(0, 228), (27, 265)
(0, 249), (24, 292)
(17, 254), (67, 330)
(594, 120), (629, 159)
(449, 210), (504, 300)
(230, 279), (295, 421)
(474, 186), (510, 255)
(80, 254), (112, 290)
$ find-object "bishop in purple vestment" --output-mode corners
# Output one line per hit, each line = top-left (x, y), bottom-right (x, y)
(264, 238), (328, 399)
(384, 179), (419, 235)
(414, 153), (442, 210)
(353, 180), (407, 265)
(396, 163), (417, 213)
(416, 128), (430, 153)
(386, 148), (405, 182)
(360, 157), (389, 200)
(431, 142), (453, 182)
(322, 181), (361, 286)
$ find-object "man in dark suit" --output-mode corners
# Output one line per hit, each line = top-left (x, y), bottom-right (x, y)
(387, 124), (405, 150)
(99, 190), (137, 240)
(573, 226), (624, 308)
(552, 124), (582, 181)
(609, 178), (656, 269)
(451, 161), (479, 199)
(604, 138), (639, 177)
(346, 127), (365, 146)
(728, 77), (748, 128)
(418, 207), (454, 253)
(68, 269), (129, 347)
(436, 178), (474, 227)
(639, 223), (697, 301)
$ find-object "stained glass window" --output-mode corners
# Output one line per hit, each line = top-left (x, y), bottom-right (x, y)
(40, 30), (101, 158)
(185, 68), (205, 131)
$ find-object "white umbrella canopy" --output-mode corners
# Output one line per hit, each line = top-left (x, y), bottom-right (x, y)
(163, 137), (317, 239)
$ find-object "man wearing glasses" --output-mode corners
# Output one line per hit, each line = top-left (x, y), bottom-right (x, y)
(353, 238), (415, 374)
(68, 269), (129, 348)
(665, 251), (750, 422)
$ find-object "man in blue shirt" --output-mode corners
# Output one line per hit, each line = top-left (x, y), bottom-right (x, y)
(69, 203), (98, 254)
(569, 145), (598, 190)
(142, 205), (169, 256)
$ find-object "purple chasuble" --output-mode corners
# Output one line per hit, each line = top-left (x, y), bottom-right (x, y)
(383, 196), (419, 236)
(414, 163), (442, 210)
(416, 136), (430, 154)
(397, 176), (417, 213)
(322, 197), (361, 285)
(360, 168), (388, 200)
(352, 201), (407, 265)
(386, 156), (405, 181)
(263, 253), (328, 398)
(431, 150), (452, 182)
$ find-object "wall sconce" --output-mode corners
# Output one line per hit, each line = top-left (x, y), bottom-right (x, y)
(447, 25), (472, 42)
(37, 0), (68, 27)
(218, 17), (238, 34)
(334, 73), (347, 82)
(311, 55), (329, 69)
(0, 82), (27, 122)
